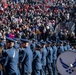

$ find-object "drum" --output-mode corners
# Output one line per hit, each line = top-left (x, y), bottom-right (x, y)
(56, 51), (76, 75)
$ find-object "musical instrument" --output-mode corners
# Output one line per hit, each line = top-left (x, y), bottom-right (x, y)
(56, 51), (76, 75)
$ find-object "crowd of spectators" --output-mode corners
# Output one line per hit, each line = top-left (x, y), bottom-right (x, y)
(0, 0), (76, 47)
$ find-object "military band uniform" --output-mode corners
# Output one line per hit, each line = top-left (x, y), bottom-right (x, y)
(32, 43), (42, 75)
(41, 45), (47, 75)
(19, 45), (33, 75)
(57, 41), (64, 57)
(52, 45), (58, 75)
(2, 47), (19, 75)
(33, 50), (42, 75)
(46, 45), (53, 75)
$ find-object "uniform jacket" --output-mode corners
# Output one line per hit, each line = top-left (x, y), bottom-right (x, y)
(33, 50), (42, 70)
(41, 47), (47, 66)
(46, 46), (53, 64)
(52, 45), (57, 60)
(20, 46), (33, 73)
(2, 47), (19, 75)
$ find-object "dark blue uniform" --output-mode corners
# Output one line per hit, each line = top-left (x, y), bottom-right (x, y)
(67, 44), (71, 50)
(30, 43), (35, 51)
(57, 41), (64, 56)
(40, 41), (47, 75)
(33, 50), (42, 75)
(33, 43), (42, 75)
(22, 47), (33, 75)
(46, 41), (53, 75)
(19, 47), (24, 74)
(52, 42), (58, 75)
(63, 42), (68, 51)
(20, 39), (33, 75)
(59, 45), (64, 53)
(3, 47), (19, 75)
(2, 37), (19, 75)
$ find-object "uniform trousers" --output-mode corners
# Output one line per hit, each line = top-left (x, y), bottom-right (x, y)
(33, 69), (42, 75)
(42, 66), (46, 75)
(53, 60), (58, 75)
(47, 63), (53, 75)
